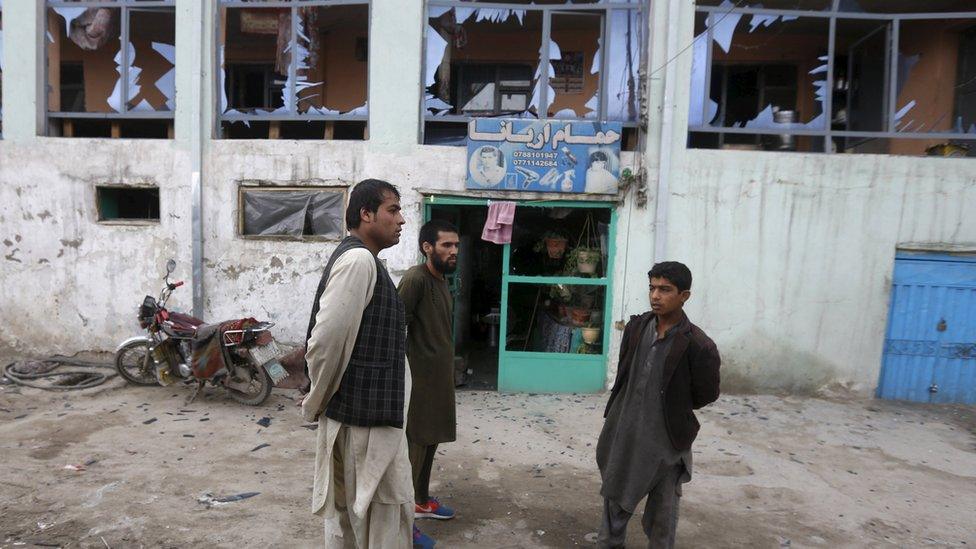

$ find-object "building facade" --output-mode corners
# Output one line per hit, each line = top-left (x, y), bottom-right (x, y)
(1, 0), (974, 398)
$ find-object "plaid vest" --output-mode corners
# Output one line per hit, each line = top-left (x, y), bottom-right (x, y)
(305, 236), (406, 428)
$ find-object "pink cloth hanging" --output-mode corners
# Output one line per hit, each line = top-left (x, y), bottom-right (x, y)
(481, 201), (516, 244)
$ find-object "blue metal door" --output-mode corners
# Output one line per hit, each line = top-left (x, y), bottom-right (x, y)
(878, 253), (976, 404)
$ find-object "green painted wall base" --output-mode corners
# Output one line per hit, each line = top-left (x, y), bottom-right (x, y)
(498, 352), (607, 393)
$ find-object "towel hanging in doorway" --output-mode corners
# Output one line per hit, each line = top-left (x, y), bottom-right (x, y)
(481, 201), (516, 244)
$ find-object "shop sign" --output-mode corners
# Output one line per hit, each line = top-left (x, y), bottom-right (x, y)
(466, 119), (623, 194)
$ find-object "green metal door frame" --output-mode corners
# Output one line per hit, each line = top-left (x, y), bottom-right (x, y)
(423, 195), (617, 393)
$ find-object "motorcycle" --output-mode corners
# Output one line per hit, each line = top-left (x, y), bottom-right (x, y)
(115, 259), (288, 406)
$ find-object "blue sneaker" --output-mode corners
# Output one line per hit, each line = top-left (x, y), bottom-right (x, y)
(415, 497), (455, 520)
(413, 525), (436, 548)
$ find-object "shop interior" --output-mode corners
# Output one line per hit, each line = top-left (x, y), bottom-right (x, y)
(430, 203), (611, 391)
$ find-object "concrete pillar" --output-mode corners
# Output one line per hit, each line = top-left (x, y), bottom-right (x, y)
(2, 1), (45, 140)
(367, 0), (424, 146)
(175, 0), (215, 143)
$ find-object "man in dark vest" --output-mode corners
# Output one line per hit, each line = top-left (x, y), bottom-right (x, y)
(302, 179), (428, 548)
(397, 220), (460, 522)
(596, 261), (721, 548)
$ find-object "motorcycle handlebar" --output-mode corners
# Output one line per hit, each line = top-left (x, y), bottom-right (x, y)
(169, 281), (184, 289)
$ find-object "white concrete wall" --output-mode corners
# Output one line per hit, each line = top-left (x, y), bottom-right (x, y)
(0, 140), (193, 352)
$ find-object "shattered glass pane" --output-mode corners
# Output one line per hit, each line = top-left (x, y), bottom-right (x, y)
(241, 189), (344, 238)
(692, 10), (828, 132)
(221, 4), (368, 119)
(548, 12), (602, 120)
(605, 8), (643, 121)
(425, 7), (542, 118)
(126, 8), (176, 112)
(841, 0), (976, 13)
(896, 19), (976, 136)
(47, 7), (122, 113)
(295, 5), (369, 116)
(696, 0), (832, 8)
(836, 18), (889, 133)
(221, 7), (287, 115)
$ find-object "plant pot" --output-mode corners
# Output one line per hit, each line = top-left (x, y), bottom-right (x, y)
(570, 307), (591, 325)
(581, 327), (601, 345)
(545, 237), (568, 259)
(576, 249), (600, 274)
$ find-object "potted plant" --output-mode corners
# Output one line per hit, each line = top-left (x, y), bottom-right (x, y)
(581, 322), (601, 345)
(563, 213), (602, 276)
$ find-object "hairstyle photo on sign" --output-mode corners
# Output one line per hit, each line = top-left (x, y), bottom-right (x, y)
(469, 145), (507, 186)
(584, 147), (620, 194)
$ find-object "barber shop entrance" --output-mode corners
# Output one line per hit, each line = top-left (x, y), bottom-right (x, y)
(424, 195), (615, 393)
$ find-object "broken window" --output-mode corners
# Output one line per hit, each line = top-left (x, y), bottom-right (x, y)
(218, 1), (369, 140)
(423, 1), (646, 147)
(240, 187), (345, 239)
(97, 186), (160, 222)
(46, 1), (176, 138)
(689, 1), (976, 157)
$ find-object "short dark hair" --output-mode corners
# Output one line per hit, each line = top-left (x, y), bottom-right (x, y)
(345, 179), (400, 230)
(590, 151), (609, 164)
(418, 219), (459, 256)
(648, 261), (692, 292)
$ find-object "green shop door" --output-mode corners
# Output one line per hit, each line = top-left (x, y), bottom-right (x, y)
(424, 196), (615, 394)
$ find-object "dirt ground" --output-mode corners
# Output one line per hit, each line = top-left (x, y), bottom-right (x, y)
(1, 358), (975, 548)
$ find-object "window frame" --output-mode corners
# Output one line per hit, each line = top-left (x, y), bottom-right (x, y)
(237, 184), (348, 242)
(95, 184), (161, 226)
(217, 0), (372, 127)
(689, 1), (976, 152)
(421, 1), (648, 137)
(45, 0), (177, 127)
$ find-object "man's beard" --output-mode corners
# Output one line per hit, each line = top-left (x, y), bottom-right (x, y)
(432, 254), (457, 275)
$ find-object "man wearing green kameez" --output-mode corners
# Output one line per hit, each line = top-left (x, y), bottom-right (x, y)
(397, 220), (461, 531)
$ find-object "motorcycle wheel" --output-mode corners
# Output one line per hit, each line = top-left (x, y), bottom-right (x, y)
(227, 365), (273, 406)
(115, 340), (157, 386)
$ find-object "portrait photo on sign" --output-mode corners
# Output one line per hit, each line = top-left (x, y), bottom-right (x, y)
(584, 147), (620, 194)
(470, 145), (508, 186)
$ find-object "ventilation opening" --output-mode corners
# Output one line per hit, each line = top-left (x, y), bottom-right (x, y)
(97, 187), (160, 222)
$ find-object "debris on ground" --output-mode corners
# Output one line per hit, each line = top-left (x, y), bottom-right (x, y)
(63, 464), (86, 472)
(251, 443), (270, 452)
(142, 418), (157, 425)
(256, 417), (272, 428)
(197, 492), (260, 508)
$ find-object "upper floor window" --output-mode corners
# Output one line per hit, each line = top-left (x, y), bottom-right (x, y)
(688, 0), (976, 158)
(423, 0), (646, 148)
(218, 0), (369, 140)
(46, 0), (176, 138)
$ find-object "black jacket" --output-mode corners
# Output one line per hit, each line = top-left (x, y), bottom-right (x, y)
(604, 312), (721, 451)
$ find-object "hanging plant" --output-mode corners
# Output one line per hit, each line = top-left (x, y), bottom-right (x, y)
(563, 213), (602, 276)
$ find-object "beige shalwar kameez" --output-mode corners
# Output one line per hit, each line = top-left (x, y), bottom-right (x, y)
(302, 248), (414, 549)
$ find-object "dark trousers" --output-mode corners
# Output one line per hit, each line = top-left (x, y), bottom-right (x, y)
(598, 464), (682, 549)
(408, 442), (438, 504)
